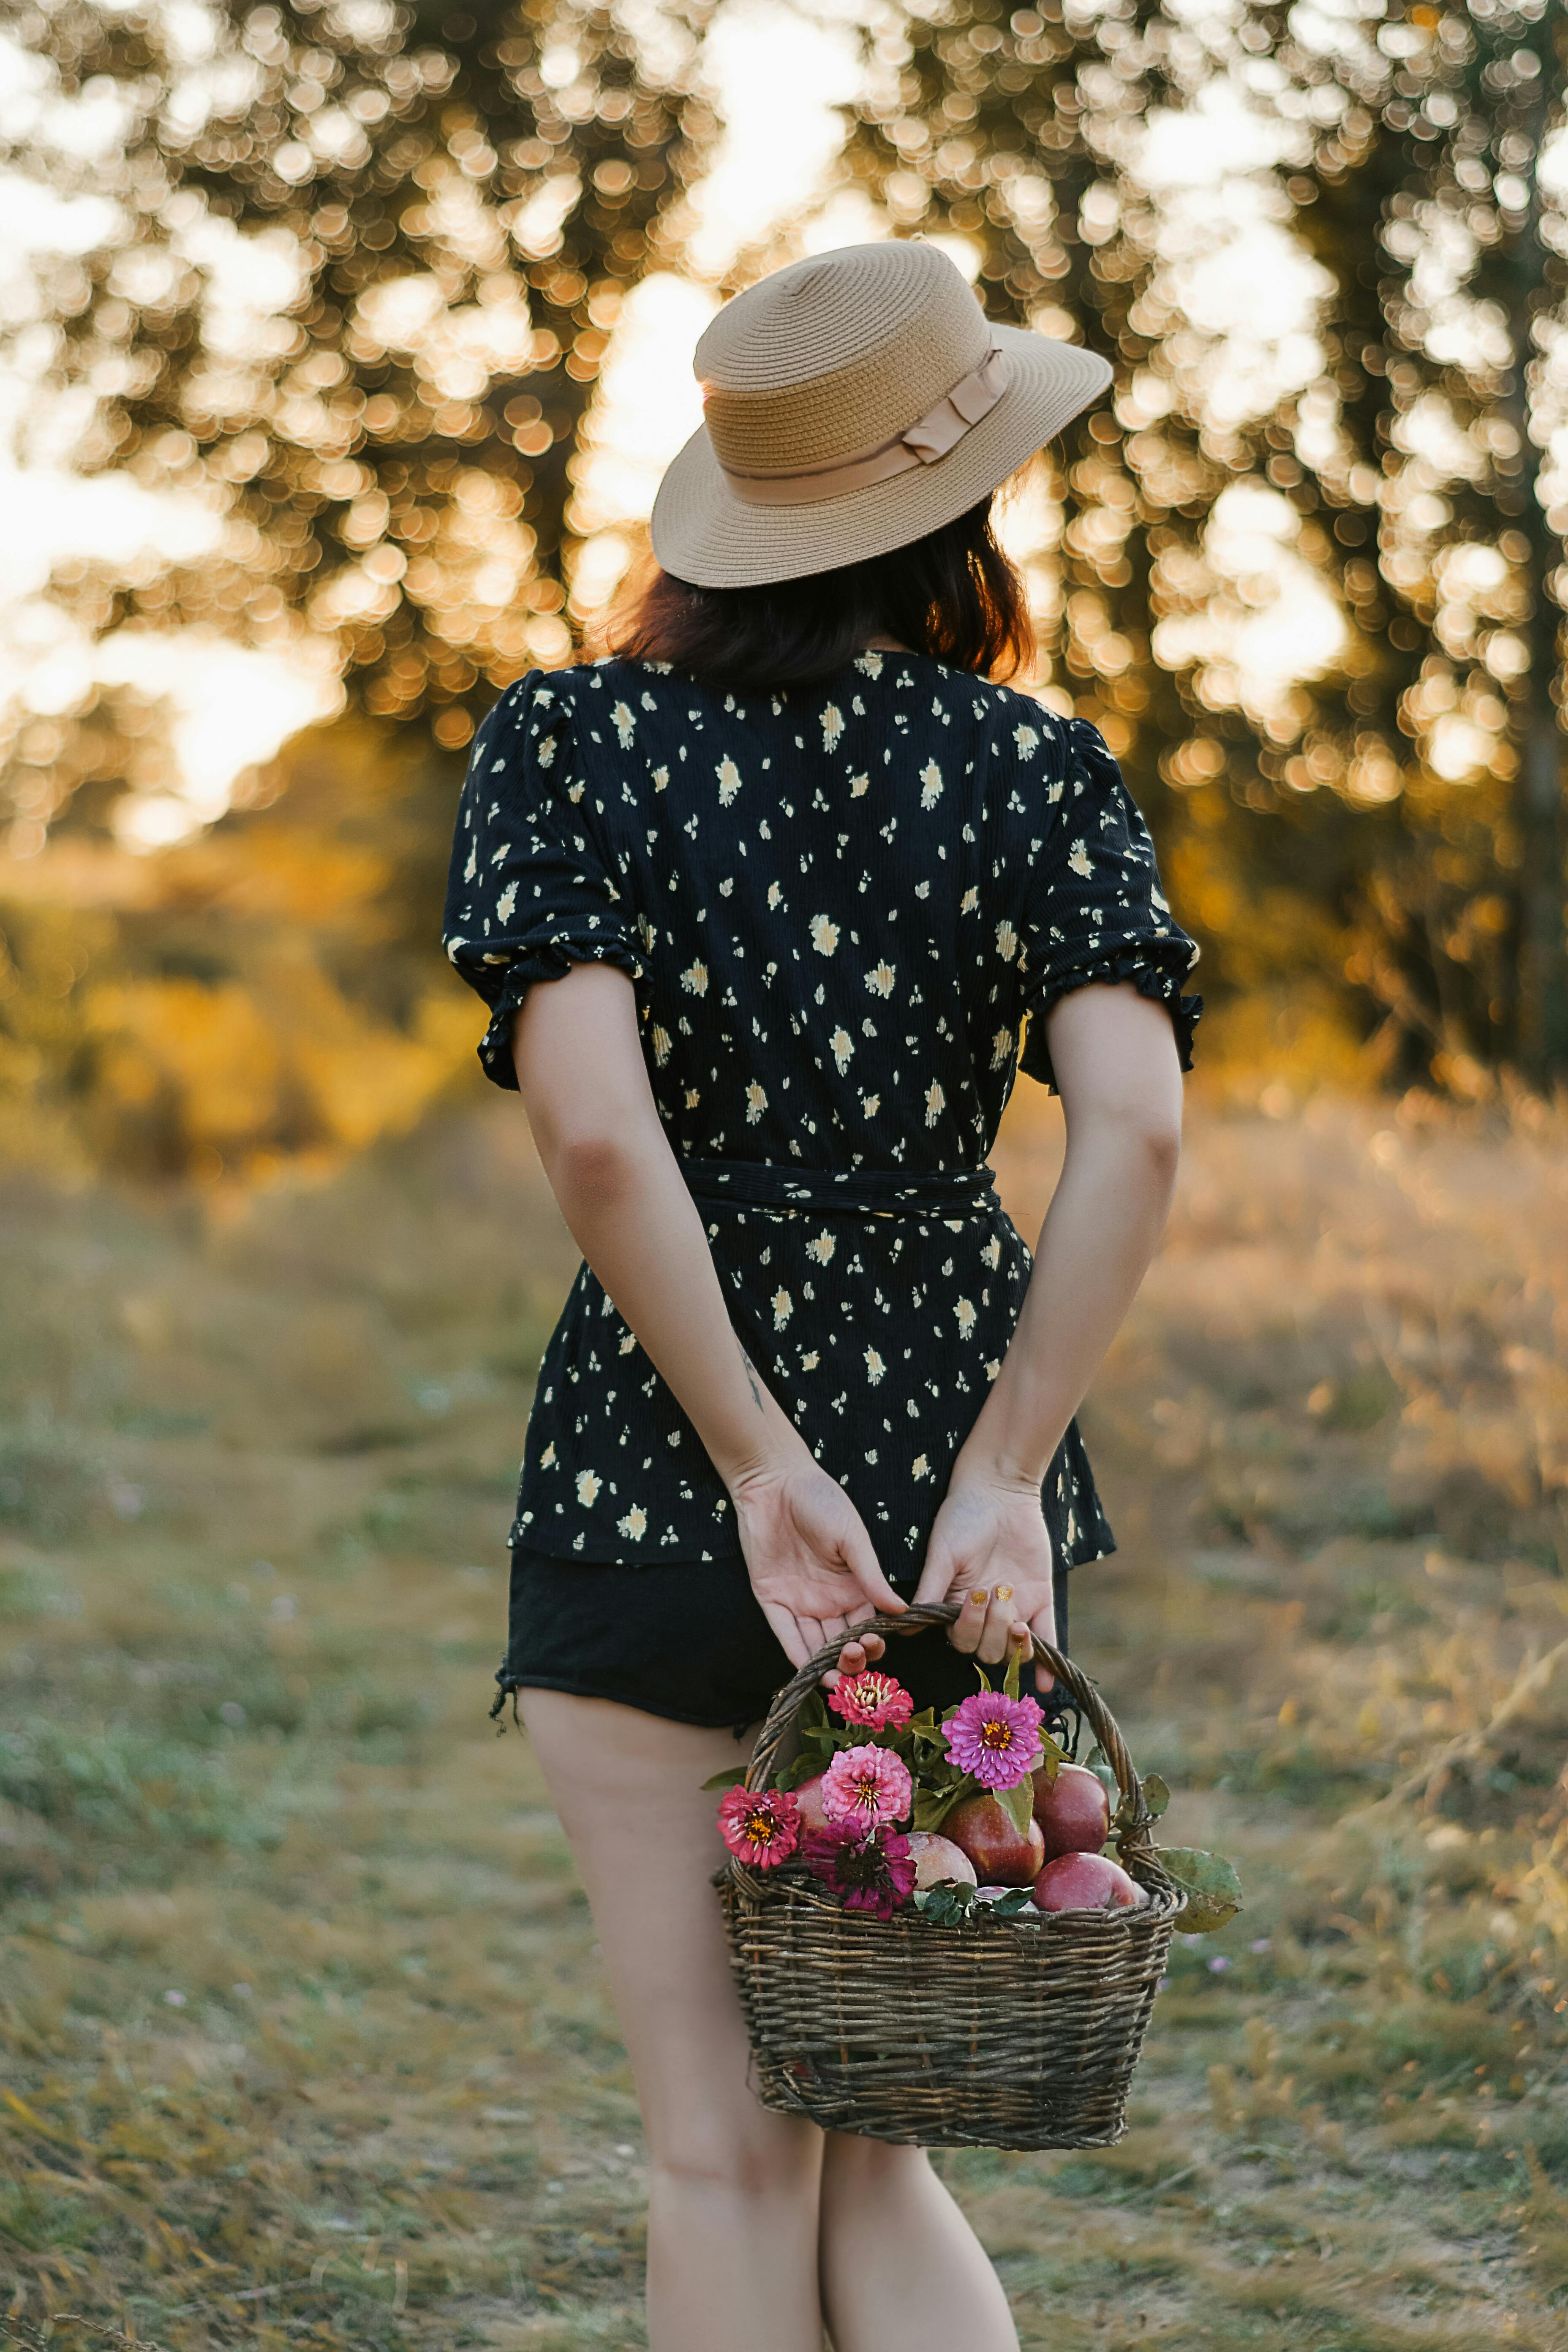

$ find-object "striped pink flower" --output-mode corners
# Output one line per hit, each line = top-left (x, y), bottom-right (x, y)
(829, 1669), (914, 1731)
(820, 1743), (912, 1830)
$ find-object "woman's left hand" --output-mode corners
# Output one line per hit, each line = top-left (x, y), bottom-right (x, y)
(914, 1470), (1056, 1693)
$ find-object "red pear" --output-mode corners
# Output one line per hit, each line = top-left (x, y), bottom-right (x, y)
(794, 1773), (831, 1835)
(906, 1831), (977, 1891)
(1030, 1760), (1111, 1860)
(1032, 1851), (1145, 1913)
(945, 1794), (1045, 1888)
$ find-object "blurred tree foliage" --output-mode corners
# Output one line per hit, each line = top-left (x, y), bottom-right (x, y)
(3, 0), (709, 1174)
(9, 0), (708, 761)
(1255, 0), (1567, 1083)
(841, 0), (1566, 1086)
(3, 0), (1566, 1181)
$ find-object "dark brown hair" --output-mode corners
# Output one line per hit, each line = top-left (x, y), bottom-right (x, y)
(608, 496), (1034, 694)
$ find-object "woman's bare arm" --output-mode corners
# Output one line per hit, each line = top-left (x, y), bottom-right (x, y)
(510, 962), (903, 1666)
(917, 983), (1184, 1685)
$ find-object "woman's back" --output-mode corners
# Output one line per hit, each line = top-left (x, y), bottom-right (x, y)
(444, 648), (1194, 1573)
(447, 648), (1191, 1167)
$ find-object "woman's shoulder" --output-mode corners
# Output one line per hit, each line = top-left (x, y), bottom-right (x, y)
(487, 656), (1108, 780)
(511, 656), (697, 737)
(473, 662), (628, 768)
(927, 668), (1102, 784)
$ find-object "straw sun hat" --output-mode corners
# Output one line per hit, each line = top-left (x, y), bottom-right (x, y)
(650, 240), (1112, 591)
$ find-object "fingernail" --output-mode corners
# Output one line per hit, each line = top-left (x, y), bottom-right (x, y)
(994, 1584), (1013, 1602)
(967, 1587), (989, 1606)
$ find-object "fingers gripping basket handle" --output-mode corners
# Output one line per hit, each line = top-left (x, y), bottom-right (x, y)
(743, 1601), (1157, 1852)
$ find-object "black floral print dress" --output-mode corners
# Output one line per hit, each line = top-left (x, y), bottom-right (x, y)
(444, 650), (1199, 1730)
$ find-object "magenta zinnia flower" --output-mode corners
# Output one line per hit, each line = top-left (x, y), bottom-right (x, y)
(717, 1784), (800, 1868)
(942, 1690), (1046, 1790)
(829, 1669), (915, 1731)
(820, 1742), (913, 1829)
(803, 1825), (917, 1918)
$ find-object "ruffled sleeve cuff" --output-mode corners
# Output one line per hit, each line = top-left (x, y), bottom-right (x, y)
(468, 930), (645, 1092)
(1019, 943), (1202, 1094)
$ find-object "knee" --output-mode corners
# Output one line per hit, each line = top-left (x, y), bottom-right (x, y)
(653, 2117), (820, 2205)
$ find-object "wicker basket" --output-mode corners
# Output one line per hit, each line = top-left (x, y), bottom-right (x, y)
(716, 1601), (1179, 2150)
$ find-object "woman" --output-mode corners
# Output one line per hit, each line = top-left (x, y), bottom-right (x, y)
(443, 241), (1198, 2352)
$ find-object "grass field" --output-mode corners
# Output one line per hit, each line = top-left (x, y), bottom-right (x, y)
(1, 1081), (1566, 2349)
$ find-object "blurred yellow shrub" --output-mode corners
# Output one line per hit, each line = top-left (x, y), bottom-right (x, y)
(0, 716), (479, 1183)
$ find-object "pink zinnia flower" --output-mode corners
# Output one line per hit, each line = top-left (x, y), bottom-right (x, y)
(717, 1784), (800, 1868)
(820, 1743), (913, 1829)
(803, 1825), (916, 1918)
(942, 1690), (1045, 1791)
(829, 1669), (915, 1731)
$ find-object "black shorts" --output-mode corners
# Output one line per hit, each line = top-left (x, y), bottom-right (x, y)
(494, 1546), (1074, 1741)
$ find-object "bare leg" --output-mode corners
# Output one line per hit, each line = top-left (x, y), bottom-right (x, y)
(520, 1689), (825, 2352)
(818, 2134), (1019, 2352)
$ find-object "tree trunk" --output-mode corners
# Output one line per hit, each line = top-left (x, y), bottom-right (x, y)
(1504, 53), (1568, 1082)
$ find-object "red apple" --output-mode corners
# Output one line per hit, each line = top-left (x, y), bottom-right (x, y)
(1032, 1851), (1145, 1913)
(906, 1831), (977, 1892)
(1030, 1760), (1111, 1861)
(945, 1794), (1046, 1888)
(794, 1773), (831, 1834)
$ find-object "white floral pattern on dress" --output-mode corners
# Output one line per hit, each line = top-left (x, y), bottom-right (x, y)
(442, 651), (1198, 1573)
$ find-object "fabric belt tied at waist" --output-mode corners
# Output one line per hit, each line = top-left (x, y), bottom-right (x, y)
(678, 1154), (1000, 1221)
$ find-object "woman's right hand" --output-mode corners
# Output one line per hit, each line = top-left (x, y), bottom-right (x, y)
(730, 1451), (905, 1671)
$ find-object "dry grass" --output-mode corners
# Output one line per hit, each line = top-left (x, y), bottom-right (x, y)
(1, 1081), (1566, 2349)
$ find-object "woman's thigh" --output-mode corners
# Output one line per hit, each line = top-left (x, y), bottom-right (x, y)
(518, 1687), (818, 2183)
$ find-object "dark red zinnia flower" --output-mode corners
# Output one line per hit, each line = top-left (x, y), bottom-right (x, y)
(802, 1824), (917, 1918)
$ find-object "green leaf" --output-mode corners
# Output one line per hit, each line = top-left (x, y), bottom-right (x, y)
(912, 1773), (978, 1835)
(916, 1881), (977, 1927)
(997, 1776), (1034, 1838)
(974, 1663), (993, 1693)
(700, 1767), (748, 1792)
(1003, 1640), (1022, 1701)
(1035, 1735), (1064, 1784)
(1142, 1772), (1171, 1821)
(1158, 1846), (1244, 1933)
(799, 1690), (830, 1735)
(986, 1887), (1034, 1918)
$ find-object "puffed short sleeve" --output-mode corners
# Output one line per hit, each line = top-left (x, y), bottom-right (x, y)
(1017, 718), (1201, 1092)
(441, 670), (642, 1091)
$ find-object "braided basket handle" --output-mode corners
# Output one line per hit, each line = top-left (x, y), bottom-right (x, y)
(742, 1599), (1155, 1848)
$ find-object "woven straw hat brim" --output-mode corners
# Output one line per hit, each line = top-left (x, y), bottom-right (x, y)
(651, 324), (1112, 590)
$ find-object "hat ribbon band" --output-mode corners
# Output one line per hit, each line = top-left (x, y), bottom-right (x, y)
(718, 344), (1011, 508)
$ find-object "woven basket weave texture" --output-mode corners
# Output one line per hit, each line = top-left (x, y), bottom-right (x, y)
(717, 1603), (1178, 2151)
